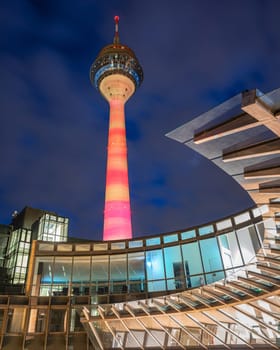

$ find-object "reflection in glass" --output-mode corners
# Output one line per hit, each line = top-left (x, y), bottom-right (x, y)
(146, 250), (165, 292)
(181, 242), (203, 287)
(200, 237), (223, 272)
(198, 225), (214, 236)
(164, 246), (184, 290)
(72, 257), (90, 283)
(128, 252), (145, 293)
(110, 254), (127, 293)
(48, 257), (71, 296)
(205, 271), (225, 284)
(181, 229), (196, 240)
(92, 255), (108, 281)
(218, 232), (243, 271)
(237, 227), (258, 263)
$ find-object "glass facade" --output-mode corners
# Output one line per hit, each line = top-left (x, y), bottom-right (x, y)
(0, 204), (277, 350)
(30, 209), (264, 300)
(37, 214), (68, 242)
(3, 211), (68, 287)
(5, 228), (31, 284)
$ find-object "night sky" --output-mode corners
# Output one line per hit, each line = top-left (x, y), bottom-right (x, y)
(1, 0), (279, 240)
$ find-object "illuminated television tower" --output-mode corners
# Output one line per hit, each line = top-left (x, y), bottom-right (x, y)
(90, 16), (143, 241)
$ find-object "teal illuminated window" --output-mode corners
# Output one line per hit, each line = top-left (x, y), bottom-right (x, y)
(146, 237), (160, 246)
(200, 237), (223, 272)
(198, 225), (214, 236)
(164, 246), (184, 290)
(146, 249), (165, 292)
(181, 241), (203, 285)
(163, 234), (178, 244)
(92, 255), (108, 282)
(181, 230), (196, 240)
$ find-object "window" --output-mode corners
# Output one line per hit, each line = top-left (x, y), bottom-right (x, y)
(181, 230), (196, 240)
(146, 237), (160, 246)
(218, 232), (243, 269)
(128, 252), (145, 292)
(198, 225), (214, 236)
(146, 249), (165, 292)
(129, 240), (143, 248)
(163, 234), (178, 244)
(110, 254), (127, 293)
(200, 237), (223, 272)
(164, 246), (184, 290)
(181, 242), (203, 278)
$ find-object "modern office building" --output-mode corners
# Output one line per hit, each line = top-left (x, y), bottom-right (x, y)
(0, 17), (279, 350)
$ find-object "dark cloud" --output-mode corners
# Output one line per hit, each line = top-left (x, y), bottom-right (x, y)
(0, 0), (279, 239)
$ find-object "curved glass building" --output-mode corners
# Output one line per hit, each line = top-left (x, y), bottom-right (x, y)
(29, 206), (264, 300)
(0, 16), (279, 350)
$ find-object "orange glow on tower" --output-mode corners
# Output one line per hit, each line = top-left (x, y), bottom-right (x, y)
(90, 17), (143, 240)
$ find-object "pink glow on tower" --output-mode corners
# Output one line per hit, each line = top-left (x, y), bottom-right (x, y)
(90, 17), (143, 240)
(103, 99), (132, 240)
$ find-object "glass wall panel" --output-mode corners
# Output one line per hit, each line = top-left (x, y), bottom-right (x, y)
(216, 219), (232, 231)
(190, 275), (205, 287)
(111, 242), (125, 250)
(234, 212), (250, 225)
(181, 242), (203, 287)
(236, 226), (258, 264)
(181, 229), (196, 240)
(37, 214), (68, 242)
(198, 225), (214, 236)
(92, 255), (109, 294)
(164, 246), (184, 290)
(72, 257), (90, 282)
(32, 257), (53, 296)
(200, 237), (223, 272)
(52, 257), (72, 296)
(93, 243), (108, 251)
(72, 256), (91, 295)
(205, 271), (225, 284)
(146, 249), (165, 292)
(256, 222), (265, 241)
(146, 237), (160, 246)
(218, 232), (243, 269)
(128, 252), (145, 293)
(163, 234), (178, 244)
(92, 255), (108, 281)
(110, 254), (127, 293)
(75, 244), (90, 251)
(128, 240), (143, 248)
(248, 225), (261, 252)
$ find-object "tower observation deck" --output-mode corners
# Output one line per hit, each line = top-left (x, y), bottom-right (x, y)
(90, 16), (143, 241)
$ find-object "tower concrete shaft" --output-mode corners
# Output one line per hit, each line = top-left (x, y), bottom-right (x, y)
(90, 17), (143, 241)
(100, 75), (135, 240)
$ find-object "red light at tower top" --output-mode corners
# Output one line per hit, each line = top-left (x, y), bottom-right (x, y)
(114, 15), (120, 44)
(90, 17), (143, 241)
